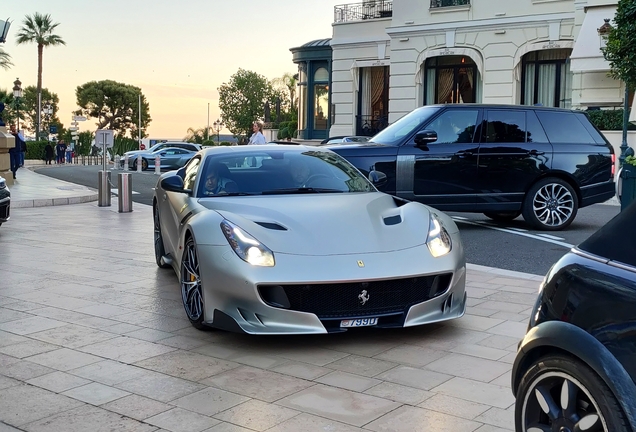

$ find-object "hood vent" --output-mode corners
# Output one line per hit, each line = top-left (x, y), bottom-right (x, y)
(383, 215), (402, 226)
(254, 221), (287, 231)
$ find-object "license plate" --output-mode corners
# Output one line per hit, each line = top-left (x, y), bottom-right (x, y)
(340, 318), (378, 328)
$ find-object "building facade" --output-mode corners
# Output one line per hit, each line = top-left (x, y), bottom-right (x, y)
(299, 0), (632, 139)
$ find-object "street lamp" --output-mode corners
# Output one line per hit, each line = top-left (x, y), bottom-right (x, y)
(12, 77), (22, 131)
(213, 119), (222, 143)
(43, 104), (53, 141)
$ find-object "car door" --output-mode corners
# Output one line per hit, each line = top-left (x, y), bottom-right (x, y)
(161, 156), (201, 256)
(475, 109), (552, 208)
(160, 149), (182, 168)
(396, 107), (482, 209)
(175, 150), (195, 168)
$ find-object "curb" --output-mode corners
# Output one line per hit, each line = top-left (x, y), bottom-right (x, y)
(467, 263), (544, 280)
(12, 193), (99, 209)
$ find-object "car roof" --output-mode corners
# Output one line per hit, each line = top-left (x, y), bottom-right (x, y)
(422, 103), (579, 113)
(199, 144), (327, 156)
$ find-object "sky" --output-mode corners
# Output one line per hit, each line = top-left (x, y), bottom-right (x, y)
(1, 0), (342, 138)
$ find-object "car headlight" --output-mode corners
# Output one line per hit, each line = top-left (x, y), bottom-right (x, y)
(426, 213), (452, 258)
(0, 178), (5, 190)
(221, 220), (275, 267)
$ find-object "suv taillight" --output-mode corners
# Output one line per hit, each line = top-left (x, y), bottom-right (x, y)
(612, 154), (616, 177)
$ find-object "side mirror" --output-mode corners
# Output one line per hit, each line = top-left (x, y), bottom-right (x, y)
(414, 130), (438, 146)
(368, 170), (388, 188)
(161, 174), (188, 193)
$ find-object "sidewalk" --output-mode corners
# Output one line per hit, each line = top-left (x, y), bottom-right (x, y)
(0, 168), (546, 431)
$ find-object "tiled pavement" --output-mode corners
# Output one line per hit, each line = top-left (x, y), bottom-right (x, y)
(0, 171), (547, 431)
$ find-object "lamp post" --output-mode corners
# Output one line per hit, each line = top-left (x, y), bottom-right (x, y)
(12, 78), (22, 131)
(213, 119), (222, 144)
(42, 104), (53, 142)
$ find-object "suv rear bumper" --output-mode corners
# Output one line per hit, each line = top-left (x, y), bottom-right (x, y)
(580, 180), (616, 207)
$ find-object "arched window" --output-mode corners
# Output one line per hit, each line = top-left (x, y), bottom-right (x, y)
(314, 68), (329, 130)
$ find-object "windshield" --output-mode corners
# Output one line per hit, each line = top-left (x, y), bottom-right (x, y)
(369, 106), (441, 145)
(197, 149), (375, 197)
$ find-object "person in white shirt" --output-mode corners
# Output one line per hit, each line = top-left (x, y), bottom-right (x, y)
(248, 121), (267, 145)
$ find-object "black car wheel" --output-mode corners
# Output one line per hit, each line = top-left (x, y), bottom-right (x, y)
(153, 205), (170, 269)
(483, 211), (521, 222)
(132, 159), (138, 170)
(516, 354), (629, 432)
(142, 159), (149, 171)
(181, 236), (206, 330)
(522, 178), (578, 231)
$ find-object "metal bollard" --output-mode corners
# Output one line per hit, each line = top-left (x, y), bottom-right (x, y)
(155, 155), (161, 175)
(114, 155), (121, 170)
(124, 154), (129, 171)
(98, 170), (111, 207)
(118, 172), (133, 213)
(137, 154), (143, 172)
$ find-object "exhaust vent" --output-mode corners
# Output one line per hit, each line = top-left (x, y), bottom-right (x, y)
(254, 221), (287, 231)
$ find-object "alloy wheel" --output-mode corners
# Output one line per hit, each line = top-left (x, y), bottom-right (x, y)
(522, 371), (607, 432)
(181, 239), (203, 322)
(532, 183), (575, 228)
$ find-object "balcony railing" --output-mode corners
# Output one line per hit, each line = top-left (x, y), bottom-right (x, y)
(430, 0), (470, 8)
(334, 1), (393, 23)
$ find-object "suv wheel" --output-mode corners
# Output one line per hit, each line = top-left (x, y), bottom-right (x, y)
(522, 178), (578, 231)
(516, 353), (628, 432)
(483, 211), (521, 222)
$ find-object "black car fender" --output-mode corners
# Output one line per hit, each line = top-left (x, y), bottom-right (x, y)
(512, 320), (636, 430)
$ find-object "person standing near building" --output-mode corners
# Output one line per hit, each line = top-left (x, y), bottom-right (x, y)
(56, 140), (67, 164)
(248, 121), (267, 145)
(9, 124), (24, 179)
(66, 142), (73, 163)
(44, 142), (54, 164)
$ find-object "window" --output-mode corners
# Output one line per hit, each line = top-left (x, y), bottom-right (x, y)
(426, 109), (479, 144)
(485, 111), (526, 143)
(183, 157), (201, 190)
(526, 111), (548, 143)
(522, 49), (572, 108)
(536, 112), (596, 144)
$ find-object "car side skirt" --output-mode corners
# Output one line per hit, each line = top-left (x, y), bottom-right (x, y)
(512, 320), (636, 431)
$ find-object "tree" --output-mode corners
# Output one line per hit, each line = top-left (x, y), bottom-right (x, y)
(271, 72), (298, 113)
(184, 127), (210, 144)
(0, 48), (12, 70)
(602, 0), (636, 91)
(75, 80), (151, 139)
(21, 86), (61, 135)
(15, 12), (66, 138)
(218, 69), (275, 138)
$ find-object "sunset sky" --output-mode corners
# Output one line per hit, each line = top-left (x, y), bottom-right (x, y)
(1, 0), (342, 138)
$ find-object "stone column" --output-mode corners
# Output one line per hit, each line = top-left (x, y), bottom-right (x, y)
(0, 126), (16, 185)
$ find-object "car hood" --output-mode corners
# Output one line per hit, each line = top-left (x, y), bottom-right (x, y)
(198, 193), (431, 256)
(324, 142), (392, 150)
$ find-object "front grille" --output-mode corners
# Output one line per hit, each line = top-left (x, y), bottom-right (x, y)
(259, 273), (452, 319)
(0, 202), (9, 220)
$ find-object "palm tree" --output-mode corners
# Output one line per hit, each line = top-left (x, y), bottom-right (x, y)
(271, 72), (298, 110)
(15, 12), (65, 139)
(0, 48), (12, 70)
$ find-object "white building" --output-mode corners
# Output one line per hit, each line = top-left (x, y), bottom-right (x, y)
(304, 0), (633, 139)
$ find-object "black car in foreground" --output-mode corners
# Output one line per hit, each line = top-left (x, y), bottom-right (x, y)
(512, 201), (636, 431)
(0, 175), (9, 226)
(328, 104), (616, 230)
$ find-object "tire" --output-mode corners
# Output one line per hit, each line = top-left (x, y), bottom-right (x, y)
(483, 211), (521, 222)
(141, 159), (148, 171)
(153, 205), (170, 269)
(515, 353), (629, 432)
(181, 236), (206, 330)
(522, 178), (578, 231)
(132, 160), (138, 170)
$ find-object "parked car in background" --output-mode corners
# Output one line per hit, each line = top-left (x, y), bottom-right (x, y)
(153, 145), (466, 333)
(122, 142), (202, 169)
(123, 147), (197, 171)
(328, 104), (616, 230)
(320, 136), (371, 145)
(0, 176), (9, 227)
(512, 201), (636, 431)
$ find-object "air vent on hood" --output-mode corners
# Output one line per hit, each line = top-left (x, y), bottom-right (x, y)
(254, 221), (287, 231)
(383, 215), (402, 226)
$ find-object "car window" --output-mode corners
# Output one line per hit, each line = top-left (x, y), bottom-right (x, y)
(526, 110), (549, 143)
(485, 110), (526, 143)
(370, 106), (440, 145)
(183, 157), (201, 190)
(536, 111), (596, 144)
(426, 109), (479, 144)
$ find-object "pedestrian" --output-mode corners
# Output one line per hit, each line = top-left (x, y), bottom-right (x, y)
(56, 140), (67, 164)
(44, 142), (54, 165)
(248, 121), (267, 145)
(66, 143), (73, 164)
(19, 131), (27, 167)
(8, 124), (24, 179)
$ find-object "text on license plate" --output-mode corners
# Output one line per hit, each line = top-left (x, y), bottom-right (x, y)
(340, 318), (378, 327)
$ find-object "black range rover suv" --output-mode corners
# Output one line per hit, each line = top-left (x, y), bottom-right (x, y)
(328, 105), (616, 230)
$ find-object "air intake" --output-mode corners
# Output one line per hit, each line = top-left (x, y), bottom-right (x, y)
(254, 221), (287, 231)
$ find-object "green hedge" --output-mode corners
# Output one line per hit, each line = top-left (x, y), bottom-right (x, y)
(586, 108), (636, 131)
(277, 121), (298, 139)
(25, 141), (52, 160)
(219, 141), (233, 146)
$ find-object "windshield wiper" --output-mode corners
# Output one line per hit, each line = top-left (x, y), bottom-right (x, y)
(261, 188), (343, 195)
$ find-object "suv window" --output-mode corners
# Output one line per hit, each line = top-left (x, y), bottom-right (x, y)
(426, 109), (479, 144)
(485, 110), (526, 143)
(183, 157), (201, 190)
(536, 111), (596, 144)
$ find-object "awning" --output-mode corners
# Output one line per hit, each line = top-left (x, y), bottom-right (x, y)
(570, 6), (616, 72)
